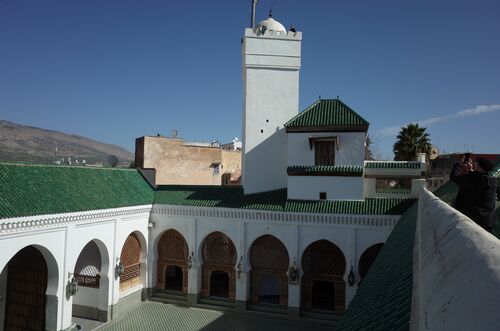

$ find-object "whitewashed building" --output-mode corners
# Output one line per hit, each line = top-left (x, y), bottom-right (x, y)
(0, 13), (432, 331)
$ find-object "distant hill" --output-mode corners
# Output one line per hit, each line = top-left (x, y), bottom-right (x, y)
(0, 120), (133, 165)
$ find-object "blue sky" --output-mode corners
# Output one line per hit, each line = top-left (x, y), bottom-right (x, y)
(0, 0), (499, 159)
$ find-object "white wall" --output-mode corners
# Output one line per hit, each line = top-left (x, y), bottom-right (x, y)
(288, 132), (365, 167)
(0, 205), (151, 331)
(242, 28), (302, 194)
(411, 189), (500, 331)
(150, 205), (398, 309)
(288, 176), (364, 200)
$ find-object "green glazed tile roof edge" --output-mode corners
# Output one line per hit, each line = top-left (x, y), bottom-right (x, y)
(287, 165), (363, 176)
(0, 163), (154, 219)
(154, 185), (414, 215)
(336, 180), (461, 330)
(365, 161), (422, 169)
(285, 99), (369, 130)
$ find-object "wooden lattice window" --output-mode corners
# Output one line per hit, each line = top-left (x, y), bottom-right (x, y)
(158, 229), (189, 261)
(302, 240), (346, 275)
(250, 235), (289, 271)
(120, 233), (141, 284)
(249, 235), (290, 306)
(202, 232), (237, 266)
(315, 140), (335, 166)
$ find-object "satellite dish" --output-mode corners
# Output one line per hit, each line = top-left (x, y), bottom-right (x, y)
(171, 129), (178, 138)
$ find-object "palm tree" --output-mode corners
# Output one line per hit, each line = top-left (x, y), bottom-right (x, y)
(393, 123), (432, 161)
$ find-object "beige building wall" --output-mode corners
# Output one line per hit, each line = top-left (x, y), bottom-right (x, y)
(136, 136), (241, 186)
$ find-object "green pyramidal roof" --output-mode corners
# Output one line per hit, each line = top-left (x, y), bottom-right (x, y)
(0, 163), (154, 219)
(285, 99), (369, 132)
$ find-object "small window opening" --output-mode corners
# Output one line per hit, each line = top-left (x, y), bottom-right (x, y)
(260, 129), (264, 133)
(319, 192), (327, 200)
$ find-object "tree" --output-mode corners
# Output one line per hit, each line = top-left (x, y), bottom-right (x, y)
(365, 134), (374, 160)
(107, 155), (119, 167)
(393, 123), (432, 161)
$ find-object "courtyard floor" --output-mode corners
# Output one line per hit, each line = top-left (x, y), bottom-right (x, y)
(95, 302), (333, 331)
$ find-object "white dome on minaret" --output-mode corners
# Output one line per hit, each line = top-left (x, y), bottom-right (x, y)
(255, 11), (286, 33)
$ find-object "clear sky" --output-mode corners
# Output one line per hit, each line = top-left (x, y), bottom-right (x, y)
(1, 0), (499, 159)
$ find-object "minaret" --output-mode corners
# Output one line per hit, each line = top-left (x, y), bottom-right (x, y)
(242, 11), (302, 194)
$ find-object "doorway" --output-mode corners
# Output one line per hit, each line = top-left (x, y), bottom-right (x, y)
(209, 270), (229, 298)
(311, 281), (335, 311)
(258, 275), (280, 304)
(165, 265), (183, 291)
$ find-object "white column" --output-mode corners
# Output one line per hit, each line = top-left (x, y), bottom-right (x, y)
(235, 222), (248, 303)
(187, 218), (200, 303)
(345, 227), (357, 307)
(288, 224), (300, 309)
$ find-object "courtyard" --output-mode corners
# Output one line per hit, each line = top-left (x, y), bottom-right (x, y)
(95, 302), (333, 331)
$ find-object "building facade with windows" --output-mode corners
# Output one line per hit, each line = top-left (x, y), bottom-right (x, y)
(0, 13), (437, 331)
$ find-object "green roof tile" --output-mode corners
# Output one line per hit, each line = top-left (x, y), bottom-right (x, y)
(365, 161), (421, 169)
(154, 185), (414, 215)
(287, 165), (363, 176)
(336, 180), (469, 331)
(285, 99), (369, 131)
(0, 163), (154, 219)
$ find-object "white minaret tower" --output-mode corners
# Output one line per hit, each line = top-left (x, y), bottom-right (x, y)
(242, 9), (302, 194)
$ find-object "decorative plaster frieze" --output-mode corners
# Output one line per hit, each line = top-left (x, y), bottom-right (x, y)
(151, 204), (399, 228)
(0, 205), (152, 234)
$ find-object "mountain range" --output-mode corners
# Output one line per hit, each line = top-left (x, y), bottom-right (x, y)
(0, 120), (133, 165)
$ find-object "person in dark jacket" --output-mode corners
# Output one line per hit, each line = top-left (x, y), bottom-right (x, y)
(450, 157), (499, 232)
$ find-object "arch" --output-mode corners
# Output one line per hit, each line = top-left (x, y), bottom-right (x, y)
(2, 245), (59, 331)
(301, 240), (346, 313)
(119, 232), (143, 292)
(358, 243), (384, 282)
(200, 231), (237, 300)
(72, 239), (110, 321)
(249, 235), (289, 306)
(156, 229), (189, 293)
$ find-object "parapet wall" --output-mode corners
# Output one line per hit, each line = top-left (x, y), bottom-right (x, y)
(411, 188), (500, 331)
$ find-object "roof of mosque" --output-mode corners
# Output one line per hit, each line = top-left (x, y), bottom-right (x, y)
(287, 165), (364, 176)
(154, 185), (414, 215)
(337, 166), (500, 330)
(0, 163), (154, 219)
(365, 161), (422, 169)
(0, 162), (416, 219)
(285, 99), (369, 132)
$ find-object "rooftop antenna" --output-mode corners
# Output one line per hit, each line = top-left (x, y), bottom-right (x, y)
(251, 0), (258, 30)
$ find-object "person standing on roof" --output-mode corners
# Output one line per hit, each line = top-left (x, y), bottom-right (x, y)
(450, 156), (499, 232)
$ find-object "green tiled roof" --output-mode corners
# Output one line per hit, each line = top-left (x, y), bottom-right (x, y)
(154, 185), (414, 215)
(285, 99), (369, 131)
(0, 163), (154, 219)
(287, 165), (363, 176)
(336, 181), (465, 330)
(375, 188), (411, 195)
(365, 161), (421, 169)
